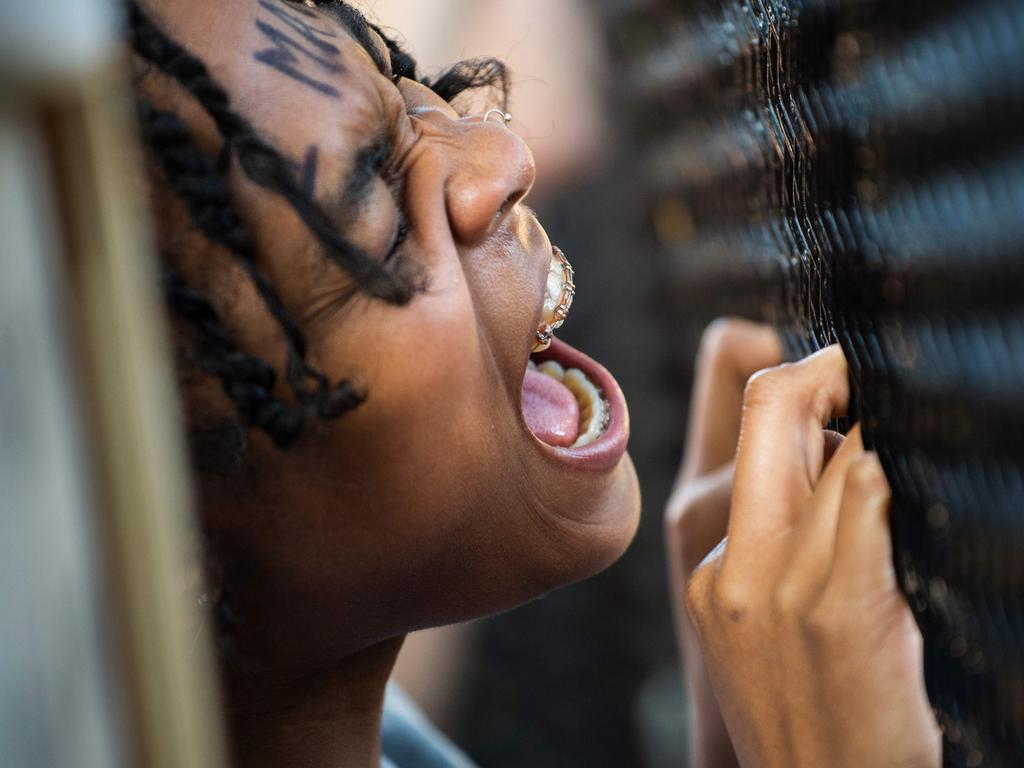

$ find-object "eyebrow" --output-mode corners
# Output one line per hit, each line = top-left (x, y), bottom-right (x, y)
(336, 139), (393, 218)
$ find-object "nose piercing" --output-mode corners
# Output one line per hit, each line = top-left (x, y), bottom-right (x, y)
(483, 108), (513, 126)
(535, 247), (575, 348)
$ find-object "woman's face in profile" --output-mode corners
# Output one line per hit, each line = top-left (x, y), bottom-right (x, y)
(152, 0), (640, 665)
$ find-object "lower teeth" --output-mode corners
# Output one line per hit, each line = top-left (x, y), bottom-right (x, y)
(529, 359), (610, 447)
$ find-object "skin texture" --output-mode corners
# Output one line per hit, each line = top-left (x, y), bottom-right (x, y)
(139, 1), (639, 766)
(141, 3), (937, 765)
(666, 320), (942, 768)
(665, 318), (783, 768)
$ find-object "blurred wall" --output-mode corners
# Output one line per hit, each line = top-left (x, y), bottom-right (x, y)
(367, 0), (607, 198)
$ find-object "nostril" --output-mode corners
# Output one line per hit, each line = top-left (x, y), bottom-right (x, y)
(497, 189), (527, 220)
(445, 123), (535, 244)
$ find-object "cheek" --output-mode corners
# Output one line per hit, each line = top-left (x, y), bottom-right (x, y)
(310, 275), (520, 513)
(288, 282), (536, 612)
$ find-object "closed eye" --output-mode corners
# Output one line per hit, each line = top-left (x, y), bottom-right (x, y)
(332, 137), (409, 263)
(383, 215), (409, 264)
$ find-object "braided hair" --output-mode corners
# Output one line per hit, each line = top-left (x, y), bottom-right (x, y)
(128, 0), (509, 453)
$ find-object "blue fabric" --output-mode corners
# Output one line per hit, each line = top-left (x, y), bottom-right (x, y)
(381, 684), (475, 768)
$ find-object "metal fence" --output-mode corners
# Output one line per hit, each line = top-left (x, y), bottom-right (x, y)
(605, 1), (1024, 765)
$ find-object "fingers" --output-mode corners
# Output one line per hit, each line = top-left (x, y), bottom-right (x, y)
(776, 434), (899, 622)
(680, 319), (782, 484)
(666, 463), (734, 575)
(775, 427), (862, 607)
(729, 345), (850, 550)
(685, 442), (944, 768)
(829, 451), (898, 597)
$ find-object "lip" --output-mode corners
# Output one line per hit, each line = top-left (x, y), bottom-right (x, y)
(527, 337), (630, 472)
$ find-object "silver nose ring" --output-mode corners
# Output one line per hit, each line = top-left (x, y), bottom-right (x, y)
(483, 108), (513, 126)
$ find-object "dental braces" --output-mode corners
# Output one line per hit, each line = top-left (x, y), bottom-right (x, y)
(535, 246), (575, 350)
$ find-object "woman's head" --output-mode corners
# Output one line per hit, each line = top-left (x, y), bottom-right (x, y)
(133, 0), (640, 673)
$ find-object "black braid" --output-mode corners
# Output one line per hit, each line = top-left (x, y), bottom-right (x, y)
(136, 100), (349, 413)
(128, 1), (421, 305)
(163, 267), (363, 448)
(163, 267), (301, 446)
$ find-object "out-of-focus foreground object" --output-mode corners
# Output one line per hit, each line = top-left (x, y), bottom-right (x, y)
(609, 0), (1024, 765)
(0, 2), (225, 767)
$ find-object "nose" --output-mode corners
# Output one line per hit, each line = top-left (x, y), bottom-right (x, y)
(444, 118), (536, 247)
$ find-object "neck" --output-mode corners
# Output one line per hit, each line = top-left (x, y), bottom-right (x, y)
(224, 637), (405, 768)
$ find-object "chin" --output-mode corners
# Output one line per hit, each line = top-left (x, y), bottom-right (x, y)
(513, 323), (643, 589)
(517, 452), (642, 603)
(570, 452), (642, 578)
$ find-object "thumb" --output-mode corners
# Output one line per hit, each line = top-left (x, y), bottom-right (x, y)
(829, 451), (899, 597)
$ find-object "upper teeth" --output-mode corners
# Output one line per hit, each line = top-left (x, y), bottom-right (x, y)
(533, 247), (575, 352)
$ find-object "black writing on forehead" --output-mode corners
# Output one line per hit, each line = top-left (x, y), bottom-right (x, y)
(259, 0), (338, 47)
(253, 0), (344, 98)
(269, 0), (319, 19)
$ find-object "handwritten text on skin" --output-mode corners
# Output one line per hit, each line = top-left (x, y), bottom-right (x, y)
(253, 0), (343, 98)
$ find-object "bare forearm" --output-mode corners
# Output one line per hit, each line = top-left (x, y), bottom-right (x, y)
(684, 623), (739, 768)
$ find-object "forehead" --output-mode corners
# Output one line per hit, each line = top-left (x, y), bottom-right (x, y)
(166, 0), (392, 164)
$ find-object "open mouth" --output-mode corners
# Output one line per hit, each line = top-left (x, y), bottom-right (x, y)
(519, 248), (629, 471)
(524, 357), (610, 448)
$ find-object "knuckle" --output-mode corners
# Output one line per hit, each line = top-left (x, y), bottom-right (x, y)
(664, 491), (686, 529)
(846, 455), (891, 500)
(664, 486), (691, 526)
(810, 387), (839, 426)
(664, 484), (709, 529)
(697, 317), (765, 377)
(800, 608), (832, 649)
(710, 573), (752, 622)
(772, 579), (803, 619)
(697, 318), (741, 365)
(801, 594), (848, 651)
(742, 364), (793, 409)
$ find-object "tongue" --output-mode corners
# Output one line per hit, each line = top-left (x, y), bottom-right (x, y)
(521, 368), (580, 447)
